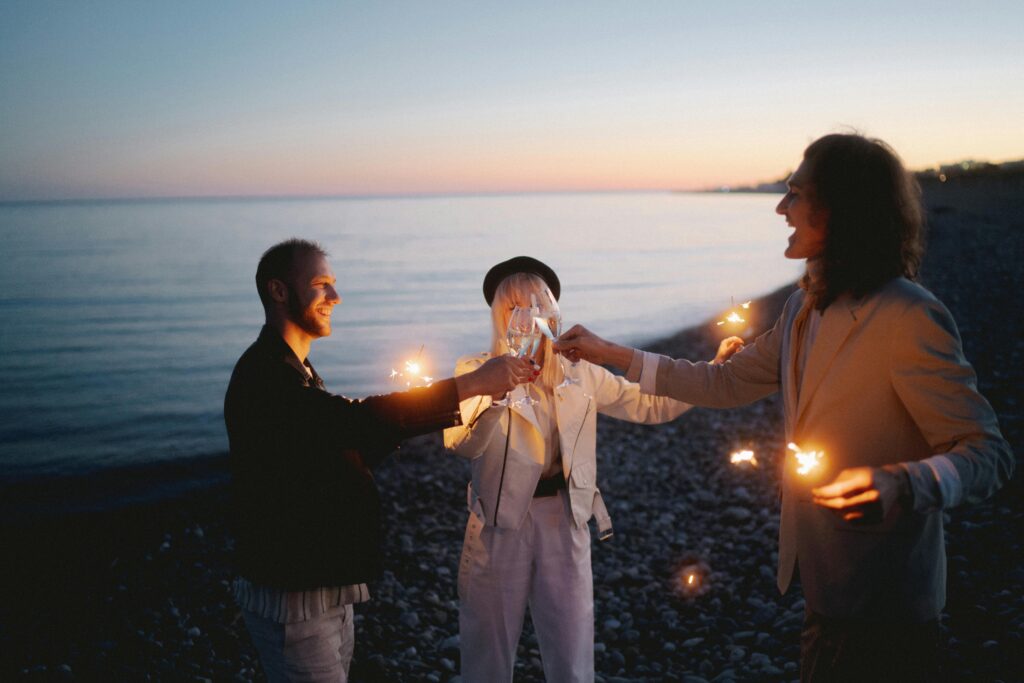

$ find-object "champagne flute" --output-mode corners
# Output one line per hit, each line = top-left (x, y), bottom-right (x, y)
(539, 290), (581, 389)
(509, 305), (541, 407)
(493, 306), (536, 407)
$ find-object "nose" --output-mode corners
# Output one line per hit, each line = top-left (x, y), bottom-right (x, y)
(326, 285), (341, 304)
(775, 195), (788, 215)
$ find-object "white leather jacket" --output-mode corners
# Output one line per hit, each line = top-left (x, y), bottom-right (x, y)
(444, 353), (694, 539)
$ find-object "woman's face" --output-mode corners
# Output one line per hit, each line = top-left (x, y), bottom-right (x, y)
(776, 160), (829, 260)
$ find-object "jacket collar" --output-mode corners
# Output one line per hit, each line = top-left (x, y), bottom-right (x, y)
(256, 325), (324, 389)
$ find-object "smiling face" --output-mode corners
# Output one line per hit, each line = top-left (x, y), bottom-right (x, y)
(776, 160), (829, 260)
(284, 252), (341, 340)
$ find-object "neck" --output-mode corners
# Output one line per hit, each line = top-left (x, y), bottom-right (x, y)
(268, 315), (313, 362)
(800, 257), (827, 310)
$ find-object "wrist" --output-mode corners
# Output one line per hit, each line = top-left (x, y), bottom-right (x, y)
(881, 464), (914, 507)
(604, 342), (635, 371)
(454, 372), (479, 401)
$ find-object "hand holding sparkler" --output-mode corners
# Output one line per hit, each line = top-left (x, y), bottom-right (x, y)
(713, 336), (744, 365)
(812, 465), (911, 524)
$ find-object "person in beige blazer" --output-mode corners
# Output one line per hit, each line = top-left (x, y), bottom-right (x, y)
(555, 134), (1014, 682)
(445, 256), (738, 682)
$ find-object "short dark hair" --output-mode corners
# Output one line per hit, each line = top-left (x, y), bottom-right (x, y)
(803, 134), (925, 309)
(255, 238), (328, 309)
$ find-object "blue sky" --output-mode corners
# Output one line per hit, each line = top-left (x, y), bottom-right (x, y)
(2, 1), (1022, 200)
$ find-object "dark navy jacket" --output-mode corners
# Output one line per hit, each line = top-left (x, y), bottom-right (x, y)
(225, 326), (461, 590)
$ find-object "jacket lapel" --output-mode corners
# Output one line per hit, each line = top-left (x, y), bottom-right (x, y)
(782, 300), (802, 435)
(553, 383), (590, 480)
(509, 385), (544, 438)
(794, 296), (859, 430)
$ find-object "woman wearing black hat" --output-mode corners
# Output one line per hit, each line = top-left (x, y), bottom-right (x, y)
(444, 256), (740, 682)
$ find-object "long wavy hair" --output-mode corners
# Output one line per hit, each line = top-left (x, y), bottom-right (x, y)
(803, 134), (925, 309)
(489, 273), (563, 390)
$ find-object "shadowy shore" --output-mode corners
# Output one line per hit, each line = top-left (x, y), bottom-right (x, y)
(2, 179), (1021, 681)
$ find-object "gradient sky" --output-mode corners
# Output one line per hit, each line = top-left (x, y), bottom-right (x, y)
(2, 1), (1022, 200)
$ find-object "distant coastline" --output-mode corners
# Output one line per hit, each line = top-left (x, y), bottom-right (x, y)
(697, 157), (1024, 194)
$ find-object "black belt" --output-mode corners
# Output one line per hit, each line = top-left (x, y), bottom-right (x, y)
(533, 474), (566, 497)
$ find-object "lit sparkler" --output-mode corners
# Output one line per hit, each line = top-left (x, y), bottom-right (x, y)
(716, 297), (752, 326)
(788, 442), (824, 476)
(389, 346), (433, 388)
(729, 449), (759, 467)
(678, 563), (705, 596)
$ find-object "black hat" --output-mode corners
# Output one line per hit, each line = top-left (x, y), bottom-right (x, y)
(483, 256), (560, 306)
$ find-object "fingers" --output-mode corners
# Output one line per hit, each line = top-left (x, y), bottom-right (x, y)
(507, 356), (534, 384)
(811, 467), (872, 499)
(552, 324), (589, 352)
(712, 336), (745, 364)
(813, 489), (880, 510)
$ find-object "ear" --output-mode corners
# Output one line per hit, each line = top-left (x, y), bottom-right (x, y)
(267, 278), (289, 304)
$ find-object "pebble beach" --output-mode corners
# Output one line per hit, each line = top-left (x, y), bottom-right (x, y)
(1, 175), (1021, 682)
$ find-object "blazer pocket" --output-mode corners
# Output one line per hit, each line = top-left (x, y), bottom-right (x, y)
(830, 501), (917, 536)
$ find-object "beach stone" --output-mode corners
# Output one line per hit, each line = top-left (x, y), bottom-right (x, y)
(400, 612), (420, 629)
(439, 634), (459, 652)
(724, 506), (751, 522)
(683, 637), (704, 648)
(749, 652), (771, 668)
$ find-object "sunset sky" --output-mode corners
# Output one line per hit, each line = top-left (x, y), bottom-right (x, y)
(2, 1), (1022, 201)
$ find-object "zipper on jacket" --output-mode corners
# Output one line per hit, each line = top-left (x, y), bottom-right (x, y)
(492, 405), (513, 524)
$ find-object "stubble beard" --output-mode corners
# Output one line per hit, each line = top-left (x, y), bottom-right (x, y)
(287, 289), (330, 339)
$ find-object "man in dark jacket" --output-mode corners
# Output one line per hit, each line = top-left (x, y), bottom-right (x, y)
(225, 238), (532, 682)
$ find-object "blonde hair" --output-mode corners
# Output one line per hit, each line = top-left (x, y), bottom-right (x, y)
(489, 272), (564, 390)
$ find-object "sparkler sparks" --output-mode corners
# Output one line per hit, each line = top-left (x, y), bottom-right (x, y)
(389, 346), (433, 387)
(729, 449), (759, 467)
(788, 442), (824, 476)
(677, 563), (706, 596)
(716, 298), (752, 326)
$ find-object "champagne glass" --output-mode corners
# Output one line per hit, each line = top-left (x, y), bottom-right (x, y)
(508, 305), (541, 407)
(493, 306), (536, 407)
(539, 290), (581, 389)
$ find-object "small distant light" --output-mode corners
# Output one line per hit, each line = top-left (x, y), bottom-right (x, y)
(939, 173), (947, 182)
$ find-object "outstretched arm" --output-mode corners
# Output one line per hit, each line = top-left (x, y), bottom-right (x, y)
(554, 325), (635, 371)
(592, 335), (746, 423)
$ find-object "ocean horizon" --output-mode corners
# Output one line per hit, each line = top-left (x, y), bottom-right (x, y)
(0, 191), (801, 484)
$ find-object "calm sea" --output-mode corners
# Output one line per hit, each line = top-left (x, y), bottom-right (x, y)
(0, 192), (800, 482)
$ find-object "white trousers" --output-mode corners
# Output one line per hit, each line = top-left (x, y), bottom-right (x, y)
(242, 603), (354, 683)
(458, 491), (594, 683)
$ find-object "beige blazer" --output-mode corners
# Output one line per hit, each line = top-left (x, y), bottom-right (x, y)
(444, 354), (693, 537)
(636, 278), (1013, 619)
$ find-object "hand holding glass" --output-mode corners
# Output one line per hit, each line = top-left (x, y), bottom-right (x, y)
(494, 307), (539, 407)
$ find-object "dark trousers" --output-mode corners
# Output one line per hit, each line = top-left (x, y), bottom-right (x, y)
(800, 609), (941, 682)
